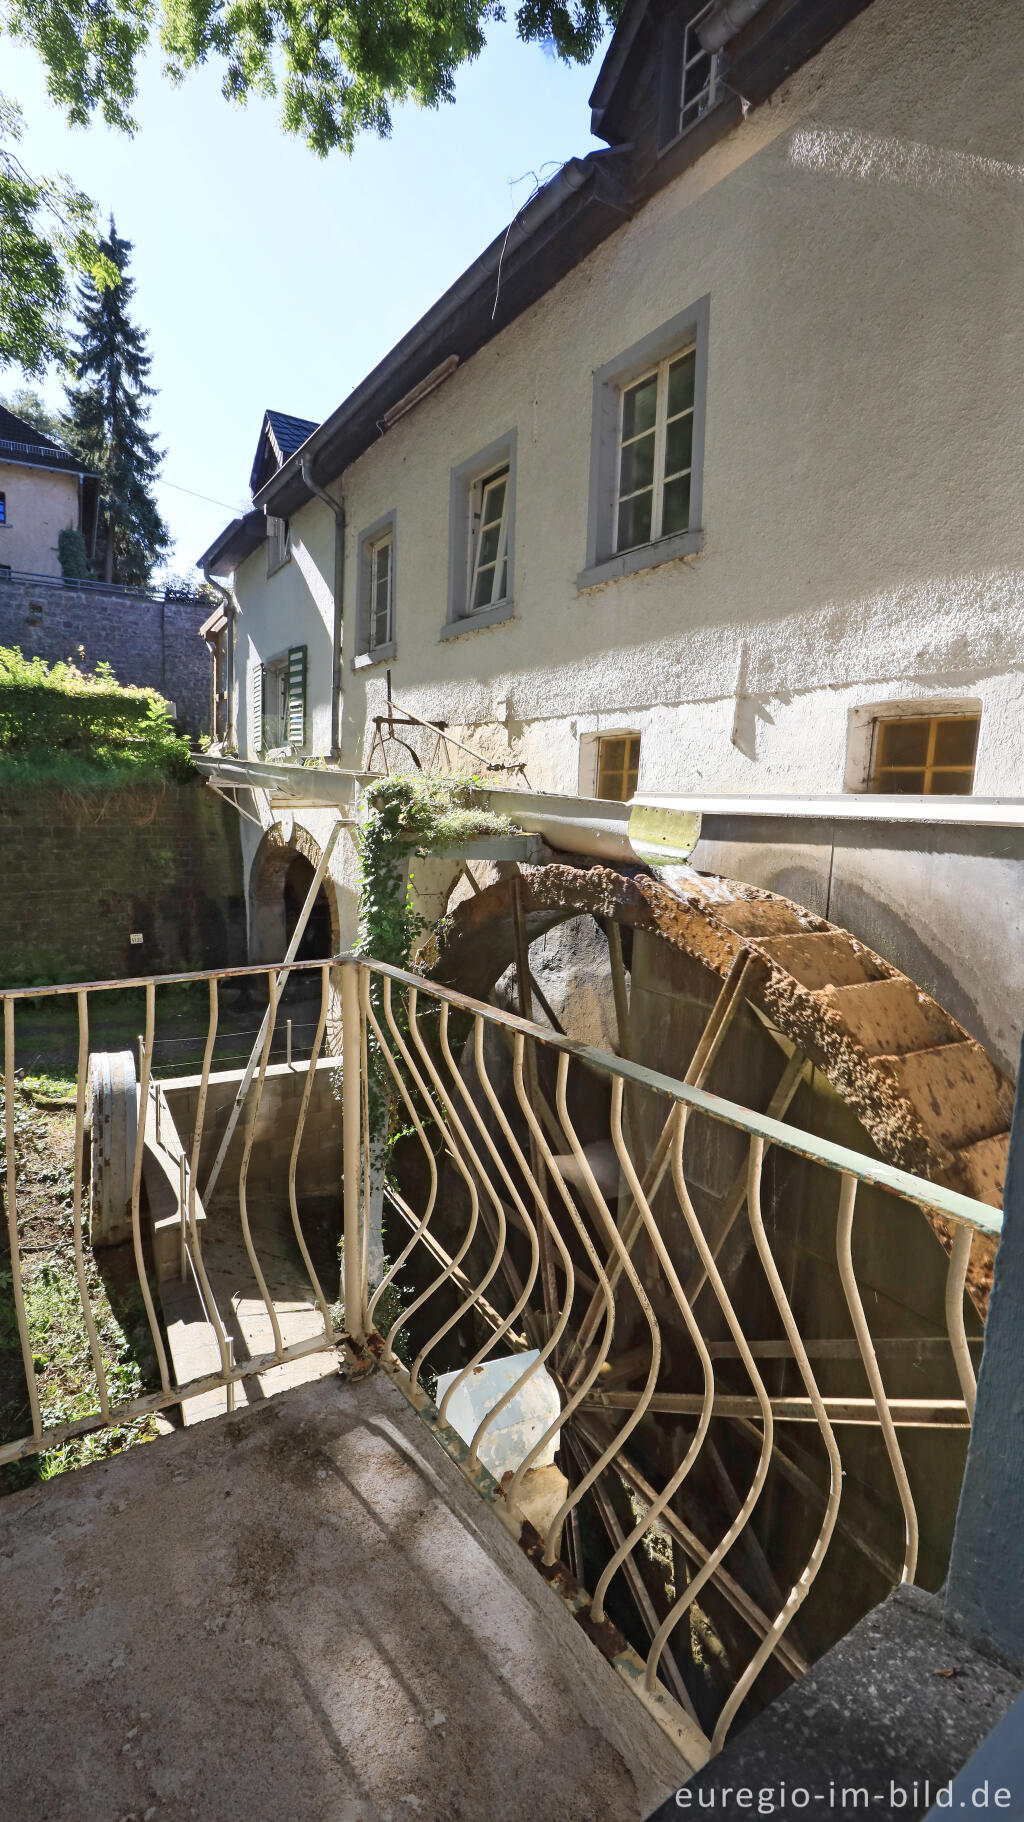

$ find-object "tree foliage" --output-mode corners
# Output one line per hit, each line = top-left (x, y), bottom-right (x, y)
(5, 0), (620, 158)
(0, 384), (69, 443)
(65, 222), (169, 586)
(0, 97), (116, 377)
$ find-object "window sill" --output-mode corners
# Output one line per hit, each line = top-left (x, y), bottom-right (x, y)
(353, 643), (396, 670)
(577, 528), (704, 592)
(440, 599), (515, 640)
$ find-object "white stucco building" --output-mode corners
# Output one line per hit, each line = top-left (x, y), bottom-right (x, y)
(200, 0), (1024, 1073)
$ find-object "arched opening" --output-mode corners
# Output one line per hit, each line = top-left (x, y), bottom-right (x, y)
(283, 853), (333, 962)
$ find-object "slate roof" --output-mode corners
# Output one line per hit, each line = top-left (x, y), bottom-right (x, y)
(248, 409), (319, 496)
(0, 405), (87, 475)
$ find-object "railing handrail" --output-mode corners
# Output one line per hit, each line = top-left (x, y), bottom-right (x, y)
(351, 956), (1005, 1242)
(0, 951), (1002, 1240)
(0, 567), (198, 605)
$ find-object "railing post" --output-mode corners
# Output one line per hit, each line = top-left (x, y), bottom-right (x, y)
(342, 958), (367, 1344)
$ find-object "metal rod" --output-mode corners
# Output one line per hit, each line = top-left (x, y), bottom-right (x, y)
(202, 820), (341, 1204)
(341, 959), (366, 1343)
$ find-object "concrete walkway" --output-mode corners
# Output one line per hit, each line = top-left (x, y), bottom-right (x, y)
(0, 1371), (693, 1821)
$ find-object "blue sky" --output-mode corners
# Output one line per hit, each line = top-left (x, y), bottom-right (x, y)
(3, 26), (607, 575)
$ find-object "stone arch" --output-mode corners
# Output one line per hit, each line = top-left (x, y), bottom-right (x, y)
(248, 821), (341, 965)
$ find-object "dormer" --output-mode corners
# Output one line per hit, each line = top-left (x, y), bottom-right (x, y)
(249, 409), (319, 499)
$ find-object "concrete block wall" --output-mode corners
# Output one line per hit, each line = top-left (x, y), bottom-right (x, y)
(0, 576), (212, 735)
(165, 1058), (343, 1210)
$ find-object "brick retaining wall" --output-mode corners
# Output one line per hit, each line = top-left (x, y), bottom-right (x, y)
(0, 577), (212, 735)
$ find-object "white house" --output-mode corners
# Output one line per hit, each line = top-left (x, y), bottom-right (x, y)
(200, 0), (1024, 1074)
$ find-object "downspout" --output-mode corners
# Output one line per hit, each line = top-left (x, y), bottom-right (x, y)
(204, 577), (237, 750)
(301, 458), (344, 760)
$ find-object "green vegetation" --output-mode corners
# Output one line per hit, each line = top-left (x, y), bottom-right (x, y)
(0, 96), (116, 376)
(0, 1082), (158, 1492)
(66, 221), (169, 586)
(357, 772), (515, 970)
(57, 526), (90, 579)
(0, 646), (191, 786)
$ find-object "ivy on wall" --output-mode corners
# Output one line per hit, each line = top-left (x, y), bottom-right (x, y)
(356, 772), (515, 970)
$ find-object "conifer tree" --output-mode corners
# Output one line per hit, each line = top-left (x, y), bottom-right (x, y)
(66, 221), (169, 585)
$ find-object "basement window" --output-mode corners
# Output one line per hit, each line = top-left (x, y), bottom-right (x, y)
(870, 712), (980, 795)
(594, 733), (642, 802)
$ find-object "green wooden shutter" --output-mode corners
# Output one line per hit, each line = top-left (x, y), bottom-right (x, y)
(286, 645), (307, 749)
(250, 661), (264, 753)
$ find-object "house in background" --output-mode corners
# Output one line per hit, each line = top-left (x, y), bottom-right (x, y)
(199, 0), (1024, 1075)
(0, 405), (98, 577)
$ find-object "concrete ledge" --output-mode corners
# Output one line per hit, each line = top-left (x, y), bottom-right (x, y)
(0, 1372), (692, 1820)
(646, 1587), (1023, 1822)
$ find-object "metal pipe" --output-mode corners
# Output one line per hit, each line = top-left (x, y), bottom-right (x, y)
(301, 459), (344, 759)
(697, 0), (772, 52)
(201, 820), (342, 1204)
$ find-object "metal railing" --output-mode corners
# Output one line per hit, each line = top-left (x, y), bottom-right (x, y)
(0, 959), (344, 1469)
(338, 955), (1001, 1761)
(0, 566), (195, 604)
(0, 951), (1004, 1765)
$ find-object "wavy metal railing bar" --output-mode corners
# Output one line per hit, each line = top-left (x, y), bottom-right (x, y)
(0, 958), (347, 1468)
(73, 990), (110, 1422)
(836, 1173), (919, 1581)
(236, 974), (285, 1359)
(340, 954), (998, 1758)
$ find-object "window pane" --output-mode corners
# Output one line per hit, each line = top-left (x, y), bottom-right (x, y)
(933, 718), (979, 766)
(879, 769), (928, 794)
(667, 350), (696, 417)
(664, 414), (693, 479)
(472, 564), (497, 610)
(477, 520), (502, 568)
(621, 375), (658, 441)
(619, 430), (656, 497)
(878, 719), (930, 767)
(482, 477), (506, 525)
(930, 770), (973, 795)
(617, 490), (653, 551)
(661, 474), (691, 537)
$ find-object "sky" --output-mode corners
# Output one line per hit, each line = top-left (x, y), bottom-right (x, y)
(3, 24), (608, 576)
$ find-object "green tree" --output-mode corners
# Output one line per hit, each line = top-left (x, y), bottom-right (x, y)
(3, 0), (618, 158)
(0, 384), (69, 444)
(0, 96), (116, 377)
(66, 222), (169, 586)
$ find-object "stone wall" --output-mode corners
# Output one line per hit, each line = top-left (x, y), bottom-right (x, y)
(0, 575), (212, 735)
(0, 776), (245, 985)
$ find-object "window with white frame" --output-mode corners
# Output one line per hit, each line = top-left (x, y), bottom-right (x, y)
(369, 532), (394, 651)
(581, 299), (708, 588)
(678, 3), (721, 136)
(446, 431), (517, 634)
(469, 467), (511, 612)
(616, 347), (696, 553)
(267, 514), (290, 575)
(355, 511), (397, 663)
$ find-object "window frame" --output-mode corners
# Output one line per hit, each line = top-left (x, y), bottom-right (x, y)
(595, 732), (642, 803)
(354, 510), (398, 667)
(614, 349), (697, 556)
(444, 430), (517, 638)
(266, 514), (291, 576)
(678, 2), (721, 139)
(845, 698), (983, 795)
(580, 297), (709, 591)
(260, 652), (291, 751)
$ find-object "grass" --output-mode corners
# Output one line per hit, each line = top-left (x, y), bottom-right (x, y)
(0, 1084), (159, 1493)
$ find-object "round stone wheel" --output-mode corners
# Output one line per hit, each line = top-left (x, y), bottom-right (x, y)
(88, 1051), (138, 1248)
